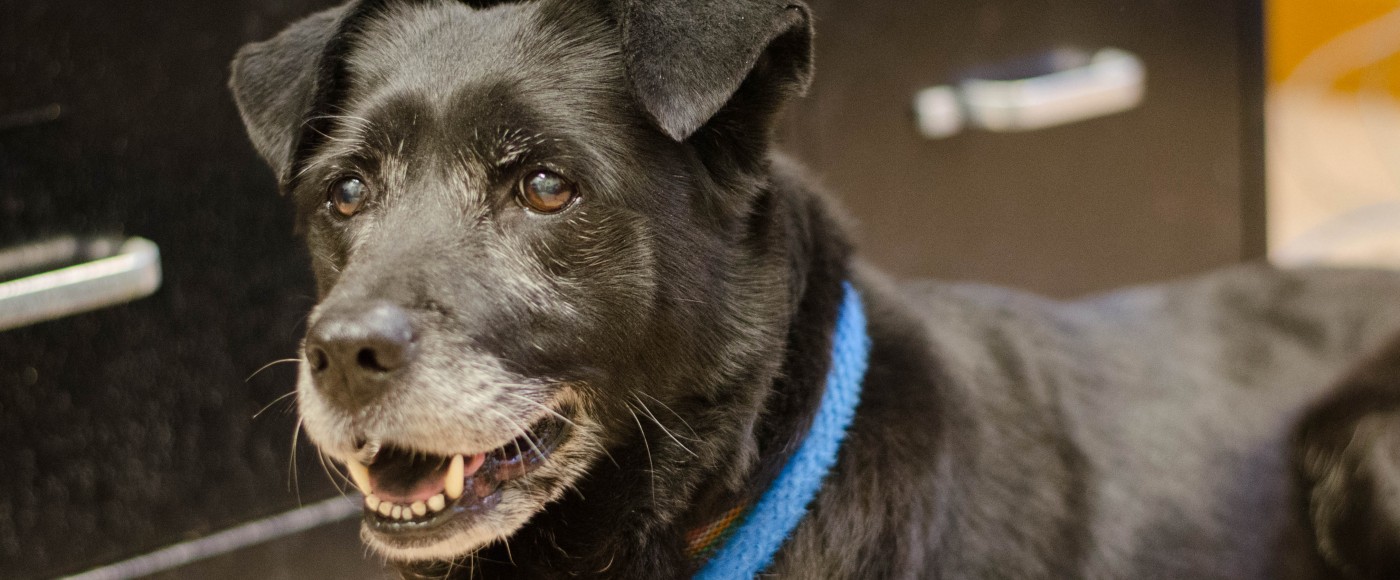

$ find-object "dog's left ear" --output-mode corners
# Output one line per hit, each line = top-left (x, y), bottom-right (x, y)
(228, 6), (347, 184)
(617, 0), (813, 142)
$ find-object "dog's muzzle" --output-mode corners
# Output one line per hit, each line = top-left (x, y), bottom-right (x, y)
(300, 298), (574, 535)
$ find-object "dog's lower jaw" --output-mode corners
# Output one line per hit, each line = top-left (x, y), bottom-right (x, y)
(357, 483), (533, 563)
(366, 521), (504, 564)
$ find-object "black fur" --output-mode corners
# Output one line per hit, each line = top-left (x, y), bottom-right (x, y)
(228, 1), (1400, 577)
(287, 0), (412, 193)
(1294, 335), (1400, 579)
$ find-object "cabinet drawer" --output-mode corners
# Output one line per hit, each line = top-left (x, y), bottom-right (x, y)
(782, 0), (1264, 297)
(0, 1), (350, 577)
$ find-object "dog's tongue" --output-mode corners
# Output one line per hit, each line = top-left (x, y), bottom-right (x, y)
(374, 474), (446, 504)
(368, 452), (486, 504)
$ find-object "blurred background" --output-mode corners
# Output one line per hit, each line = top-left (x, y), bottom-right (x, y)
(1269, 1), (1400, 269)
(1, 0), (1397, 578)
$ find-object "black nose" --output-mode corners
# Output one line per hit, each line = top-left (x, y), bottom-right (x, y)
(306, 300), (417, 409)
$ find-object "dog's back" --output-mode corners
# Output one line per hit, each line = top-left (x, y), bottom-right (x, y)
(774, 262), (1400, 579)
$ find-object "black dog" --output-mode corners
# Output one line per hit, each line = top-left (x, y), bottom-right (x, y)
(229, 0), (1400, 577)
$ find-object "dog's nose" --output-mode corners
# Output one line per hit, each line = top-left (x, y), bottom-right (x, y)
(306, 301), (417, 408)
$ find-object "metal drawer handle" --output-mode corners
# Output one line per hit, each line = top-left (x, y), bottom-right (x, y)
(0, 236), (162, 332)
(915, 48), (1147, 138)
(961, 47), (1146, 132)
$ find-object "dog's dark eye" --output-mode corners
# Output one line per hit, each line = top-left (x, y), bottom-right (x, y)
(518, 170), (578, 213)
(330, 177), (368, 217)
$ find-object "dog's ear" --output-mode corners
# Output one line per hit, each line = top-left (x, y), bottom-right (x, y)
(229, 6), (346, 183)
(618, 0), (813, 142)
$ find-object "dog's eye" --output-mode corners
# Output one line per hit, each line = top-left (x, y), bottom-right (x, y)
(518, 170), (578, 213)
(330, 177), (368, 217)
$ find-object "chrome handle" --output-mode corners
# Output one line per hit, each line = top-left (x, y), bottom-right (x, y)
(0, 236), (162, 332)
(961, 48), (1145, 132)
(913, 85), (965, 139)
(914, 48), (1147, 138)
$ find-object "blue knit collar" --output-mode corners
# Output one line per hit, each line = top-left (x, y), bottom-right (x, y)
(693, 281), (871, 579)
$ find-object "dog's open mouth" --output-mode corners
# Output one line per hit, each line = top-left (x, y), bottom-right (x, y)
(343, 414), (570, 533)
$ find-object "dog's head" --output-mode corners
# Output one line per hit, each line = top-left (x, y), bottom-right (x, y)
(230, 0), (813, 563)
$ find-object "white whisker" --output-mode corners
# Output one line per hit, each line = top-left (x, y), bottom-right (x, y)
(499, 390), (578, 429)
(638, 391), (699, 439)
(623, 402), (657, 506)
(631, 393), (698, 457)
(252, 389), (298, 420)
(289, 418), (304, 504)
(246, 358), (301, 382)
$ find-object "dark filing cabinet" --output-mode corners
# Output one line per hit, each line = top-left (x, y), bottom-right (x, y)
(0, 0), (1263, 578)
(0, 1), (364, 578)
(784, 0), (1265, 297)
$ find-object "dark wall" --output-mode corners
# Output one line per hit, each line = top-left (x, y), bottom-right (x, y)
(1, 2), (342, 578)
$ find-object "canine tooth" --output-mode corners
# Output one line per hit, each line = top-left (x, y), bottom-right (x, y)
(445, 455), (465, 499)
(365, 494), (381, 511)
(428, 494), (446, 512)
(346, 461), (373, 495)
(391, 505), (402, 519)
(378, 501), (394, 517)
(400, 508), (414, 521)
(411, 501), (427, 516)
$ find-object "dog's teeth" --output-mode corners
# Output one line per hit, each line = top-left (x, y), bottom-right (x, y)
(428, 494), (446, 512)
(365, 494), (381, 511)
(378, 501), (394, 517)
(346, 461), (373, 495)
(399, 508), (414, 521)
(391, 505), (403, 519)
(411, 501), (427, 516)
(445, 454), (465, 499)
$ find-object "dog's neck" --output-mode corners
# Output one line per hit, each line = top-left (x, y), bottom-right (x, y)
(687, 279), (868, 577)
(401, 164), (852, 580)
(679, 188), (851, 554)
